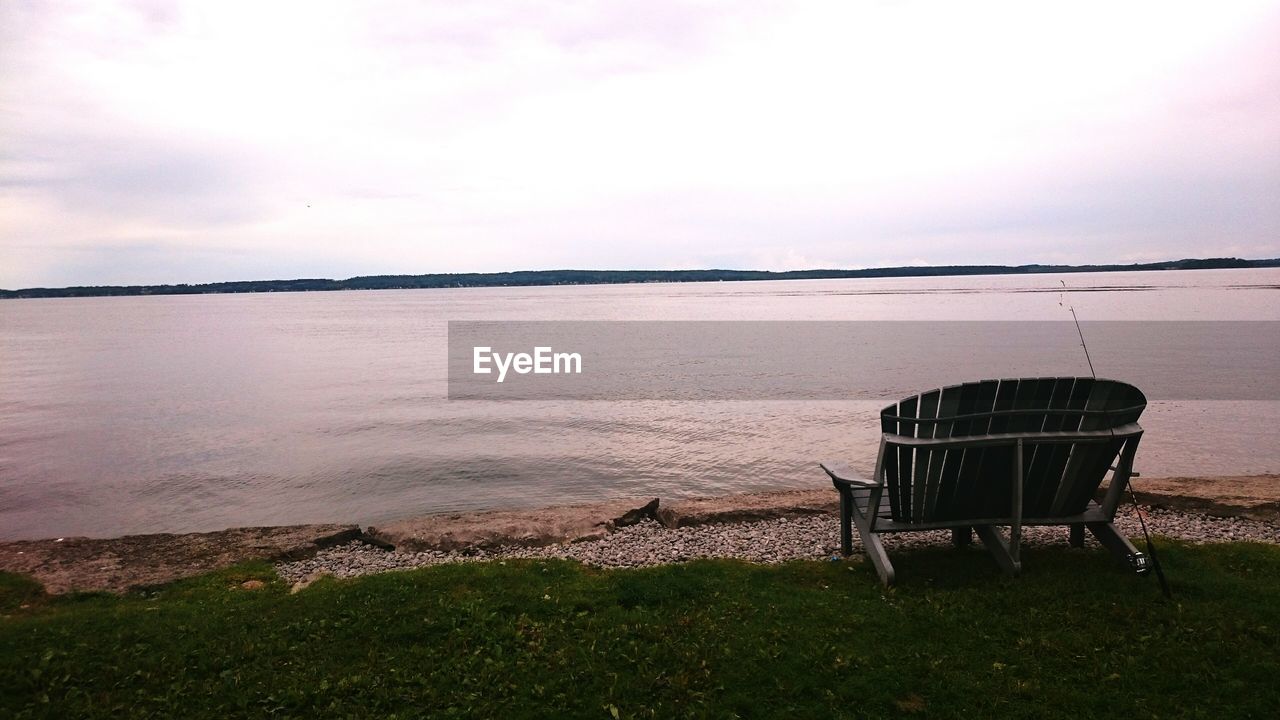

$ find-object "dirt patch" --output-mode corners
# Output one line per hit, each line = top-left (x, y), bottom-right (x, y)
(0, 524), (361, 595)
(1112, 474), (1280, 521)
(656, 489), (838, 528)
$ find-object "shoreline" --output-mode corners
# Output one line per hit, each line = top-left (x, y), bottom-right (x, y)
(6, 259), (1276, 299)
(2, 474), (1277, 595)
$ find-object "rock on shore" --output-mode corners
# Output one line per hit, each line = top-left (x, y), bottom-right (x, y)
(277, 506), (1280, 585)
(366, 498), (660, 551)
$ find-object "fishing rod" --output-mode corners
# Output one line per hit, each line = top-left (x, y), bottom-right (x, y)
(1059, 280), (1171, 598)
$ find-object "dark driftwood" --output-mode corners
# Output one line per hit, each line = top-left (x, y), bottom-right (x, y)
(822, 377), (1148, 586)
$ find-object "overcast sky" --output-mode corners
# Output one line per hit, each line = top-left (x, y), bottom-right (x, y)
(2, 1), (1278, 288)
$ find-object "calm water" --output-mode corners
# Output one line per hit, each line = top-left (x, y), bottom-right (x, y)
(2, 269), (1278, 540)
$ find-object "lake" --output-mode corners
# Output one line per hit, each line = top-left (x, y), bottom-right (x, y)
(1, 268), (1278, 540)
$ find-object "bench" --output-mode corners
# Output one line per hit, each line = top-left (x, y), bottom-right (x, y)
(822, 377), (1148, 585)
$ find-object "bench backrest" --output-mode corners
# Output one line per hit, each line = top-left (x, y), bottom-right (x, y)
(878, 377), (1146, 525)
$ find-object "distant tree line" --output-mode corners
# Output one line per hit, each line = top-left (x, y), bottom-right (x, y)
(2, 257), (1276, 299)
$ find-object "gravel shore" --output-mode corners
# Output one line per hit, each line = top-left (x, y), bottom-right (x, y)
(277, 506), (1280, 584)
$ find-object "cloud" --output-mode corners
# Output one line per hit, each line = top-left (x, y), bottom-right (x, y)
(1, 0), (1278, 288)
(2, 131), (269, 225)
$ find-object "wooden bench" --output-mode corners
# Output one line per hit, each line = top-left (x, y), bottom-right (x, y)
(822, 377), (1148, 585)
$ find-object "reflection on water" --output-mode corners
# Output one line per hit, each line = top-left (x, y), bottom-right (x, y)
(1, 268), (1278, 539)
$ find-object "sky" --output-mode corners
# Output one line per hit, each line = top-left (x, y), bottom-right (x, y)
(1, 1), (1278, 288)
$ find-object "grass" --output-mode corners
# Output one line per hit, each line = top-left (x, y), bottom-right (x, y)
(2, 542), (1279, 719)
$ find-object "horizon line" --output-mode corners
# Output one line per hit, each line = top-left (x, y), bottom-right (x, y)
(3, 256), (1279, 299)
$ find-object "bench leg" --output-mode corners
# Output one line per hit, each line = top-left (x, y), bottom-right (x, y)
(858, 527), (896, 586)
(840, 489), (895, 586)
(952, 526), (973, 547)
(975, 526), (1022, 577)
(1069, 523), (1086, 548)
(844, 515), (896, 589)
(1086, 521), (1142, 567)
(837, 488), (853, 556)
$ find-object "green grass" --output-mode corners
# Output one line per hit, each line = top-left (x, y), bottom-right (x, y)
(2, 543), (1279, 719)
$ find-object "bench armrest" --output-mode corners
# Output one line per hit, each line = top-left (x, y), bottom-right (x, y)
(820, 462), (882, 489)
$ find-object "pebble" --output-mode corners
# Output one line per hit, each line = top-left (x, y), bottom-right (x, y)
(275, 506), (1280, 584)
